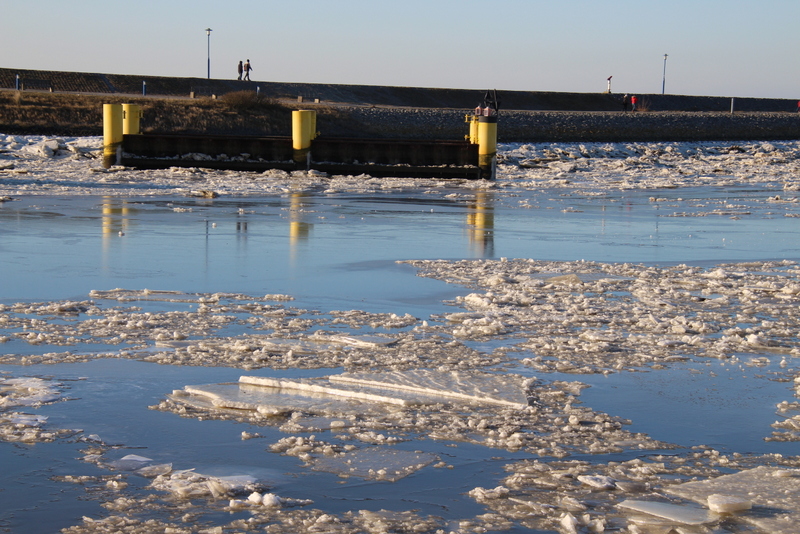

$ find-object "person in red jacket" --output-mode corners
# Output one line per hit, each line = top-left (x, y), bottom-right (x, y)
(631, 95), (638, 111)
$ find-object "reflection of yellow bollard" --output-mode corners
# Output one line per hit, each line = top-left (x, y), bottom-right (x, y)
(103, 104), (123, 168)
(292, 110), (316, 167)
(122, 104), (142, 135)
(477, 115), (497, 180)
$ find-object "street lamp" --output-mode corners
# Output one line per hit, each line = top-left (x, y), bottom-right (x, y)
(206, 28), (212, 79)
(662, 53), (668, 95)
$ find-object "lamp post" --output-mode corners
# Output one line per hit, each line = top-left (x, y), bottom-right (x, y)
(662, 53), (668, 95)
(205, 28), (212, 79)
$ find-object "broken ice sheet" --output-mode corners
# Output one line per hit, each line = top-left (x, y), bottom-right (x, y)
(0, 376), (64, 408)
(309, 447), (437, 481)
(161, 369), (667, 457)
(618, 500), (720, 526)
(150, 468), (267, 499)
(665, 466), (800, 534)
(170, 382), (395, 417)
(171, 369), (534, 418)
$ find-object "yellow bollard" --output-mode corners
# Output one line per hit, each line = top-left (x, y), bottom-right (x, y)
(122, 104), (142, 135)
(103, 103), (123, 169)
(470, 115), (480, 144)
(477, 115), (497, 180)
(292, 110), (315, 167)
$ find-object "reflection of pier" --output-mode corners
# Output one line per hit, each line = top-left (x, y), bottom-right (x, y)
(467, 191), (494, 257)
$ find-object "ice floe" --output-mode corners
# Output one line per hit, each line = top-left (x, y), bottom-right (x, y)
(0, 374), (78, 443)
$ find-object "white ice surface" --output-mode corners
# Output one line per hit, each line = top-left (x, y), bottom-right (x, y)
(665, 466), (800, 533)
(309, 447), (436, 481)
(618, 500), (719, 525)
(3, 135), (800, 196)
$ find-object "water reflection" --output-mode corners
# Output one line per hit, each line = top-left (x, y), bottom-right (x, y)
(289, 192), (313, 244)
(101, 196), (132, 237)
(467, 190), (494, 257)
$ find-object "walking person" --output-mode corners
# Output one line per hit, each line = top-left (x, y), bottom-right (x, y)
(243, 59), (252, 81)
(622, 94), (629, 111)
(631, 95), (638, 112)
(237, 61), (243, 81)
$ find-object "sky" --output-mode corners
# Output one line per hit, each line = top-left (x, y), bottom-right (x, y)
(2, 0), (798, 99)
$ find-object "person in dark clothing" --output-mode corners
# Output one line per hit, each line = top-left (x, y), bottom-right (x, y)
(622, 94), (629, 111)
(237, 61), (243, 80)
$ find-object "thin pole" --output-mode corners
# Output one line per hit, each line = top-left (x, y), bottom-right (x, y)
(206, 28), (212, 79)
(662, 53), (668, 95)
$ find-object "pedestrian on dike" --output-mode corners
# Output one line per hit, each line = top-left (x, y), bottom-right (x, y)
(243, 59), (252, 81)
(622, 94), (629, 111)
(797, 100), (800, 113)
(631, 95), (638, 111)
(237, 61), (243, 80)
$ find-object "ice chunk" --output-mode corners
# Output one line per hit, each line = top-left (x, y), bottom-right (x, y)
(0, 377), (62, 408)
(706, 494), (752, 513)
(309, 447), (436, 482)
(239, 376), (418, 407)
(328, 369), (531, 409)
(618, 500), (719, 525)
(577, 474), (616, 489)
(310, 333), (398, 348)
(150, 469), (263, 499)
(107, 454), (154, 471)
(665, 466), (800, 533)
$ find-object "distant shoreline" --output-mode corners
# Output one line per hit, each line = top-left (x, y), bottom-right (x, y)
(1, 72), (799, 142)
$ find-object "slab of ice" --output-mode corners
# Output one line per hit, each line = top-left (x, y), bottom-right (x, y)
(235, 370), (531, 410)
(107, 454), (154, 471)
(309, 447), (436, 481)
(0, 377), (62, 408)
(328, 370), (532, 409)
(150, 468), (264, 499)
(707, 493), (752, 513)
(308, 333), (399, 348)
(618, 500), (719, 525)
(172, 383), (391, 417)
(665, 466), (800, 533)
(239, 376), (420, 407)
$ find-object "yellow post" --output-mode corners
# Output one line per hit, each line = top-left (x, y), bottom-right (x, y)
(103, 104), (123, 168)
(477, 115), (497, 180)
(470, 115), (480, 144)
(292, 110), (315, 167)
(122, 104), (142, 135)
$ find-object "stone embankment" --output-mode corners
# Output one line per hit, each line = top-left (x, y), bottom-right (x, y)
(337, 106), (800, 143)
(2, 67), (799, 142)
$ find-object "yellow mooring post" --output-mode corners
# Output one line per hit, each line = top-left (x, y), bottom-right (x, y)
(465, 114), (480, 144)
(122, 104), (142, 135)
(477, 114), (497, 180)
(292, 110), (315, 168)
(103, 104), (123, 169)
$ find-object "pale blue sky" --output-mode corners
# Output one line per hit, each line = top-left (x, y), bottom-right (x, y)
(3, 0), (798, 99)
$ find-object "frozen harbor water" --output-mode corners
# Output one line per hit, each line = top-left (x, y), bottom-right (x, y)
(1, 134), (800, 533)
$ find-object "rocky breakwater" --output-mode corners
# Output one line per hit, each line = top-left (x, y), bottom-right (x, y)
(331, 106), (800, 143)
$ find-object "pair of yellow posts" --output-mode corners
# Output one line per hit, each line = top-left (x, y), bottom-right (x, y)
(102, 103), (142, 168)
